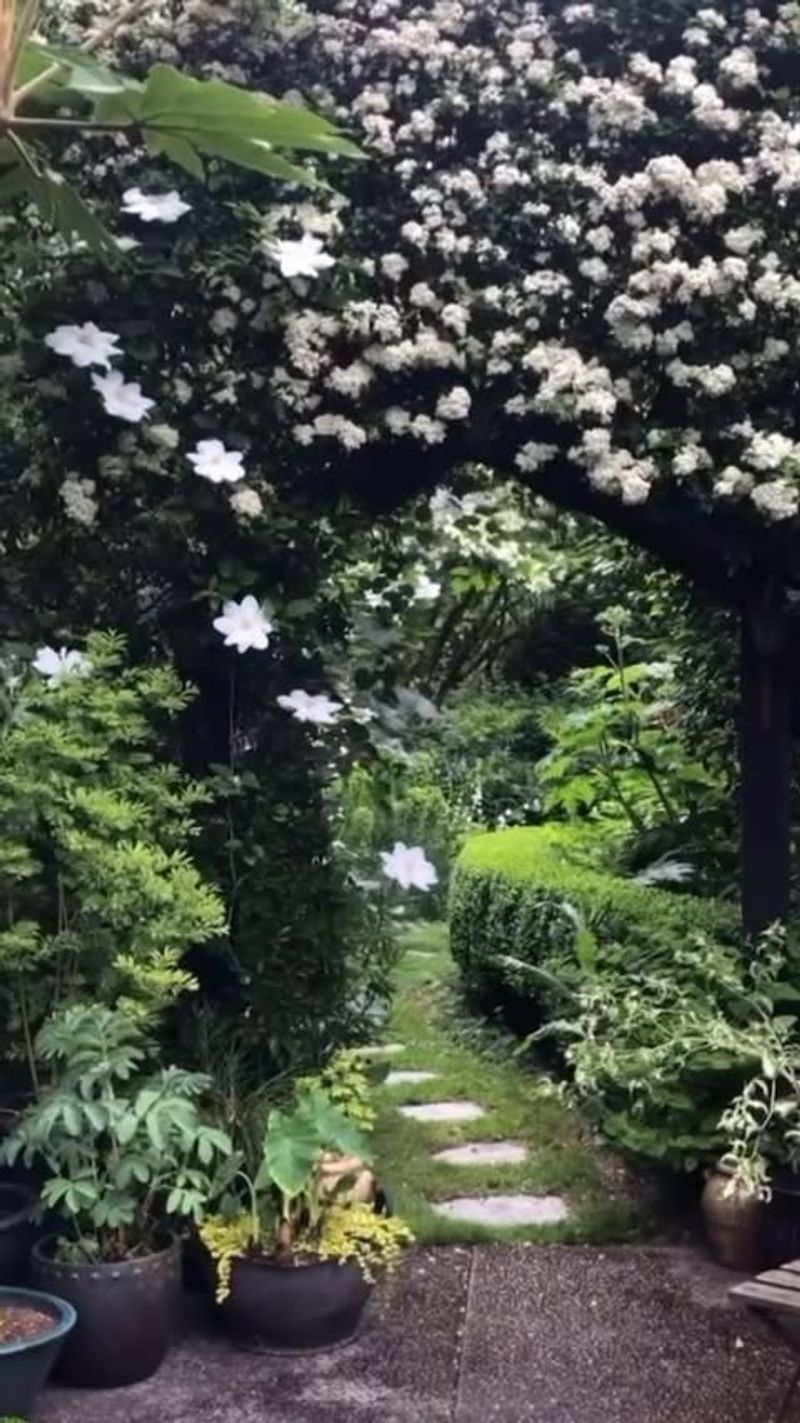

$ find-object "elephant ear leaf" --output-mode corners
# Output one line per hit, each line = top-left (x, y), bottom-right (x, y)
(260, 1107), (320, 1198)
(298, 1088), (373, 1165)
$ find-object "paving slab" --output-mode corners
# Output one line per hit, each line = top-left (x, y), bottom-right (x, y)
(385, 1070), (439, 1087)
(433, 1194), (568, 1227)
(39, 1247), (471, 1423)
(400, 1101), (484, 1123)
(433, 1142), (528, 1167)
(455, 1245), (796, 1423)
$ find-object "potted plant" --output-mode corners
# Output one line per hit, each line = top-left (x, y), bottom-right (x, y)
(3, 1004), (231, 1389)
(200, 1082), (412, 1353)
(0, 1286), (76, 1418)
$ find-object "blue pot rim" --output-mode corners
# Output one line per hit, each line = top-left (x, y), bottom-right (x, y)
(0, 1287), (77, 1357)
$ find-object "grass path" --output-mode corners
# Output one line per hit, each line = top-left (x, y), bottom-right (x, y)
(373, 922), (645, 1245)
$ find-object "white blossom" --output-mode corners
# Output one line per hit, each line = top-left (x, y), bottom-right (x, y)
(267, 233), (336, 279)
(121, 188), (191, 223)
(45, 322), (120, 370)
(60, 475), (97, 527)
(188, 439), (246, 484)
(380, 842), (439, 891)
(435, 385), (472, 420)
(33, 646), (92, 685)
(91, 371), (154, 423)
(277, 689), (343, 724)
(213, 596), (274, 653)
(230, 487), (264, 520)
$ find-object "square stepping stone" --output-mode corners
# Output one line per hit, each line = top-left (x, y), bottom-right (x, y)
(366, 1042), (405, 1056)
(399, 1100), (485, 1123)
(432, 1194), (569, 1227)
(385, 1070), (439, 1087)
(433, 1142), (528, 1167)
(406, 950), (436, 959)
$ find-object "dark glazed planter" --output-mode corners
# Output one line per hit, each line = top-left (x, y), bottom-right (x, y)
(0, 1186), (38, 1286)
(31, 1236), (181, 1389)
(220, 1254), (372, 1353)
(0, 1286), (76, 1418)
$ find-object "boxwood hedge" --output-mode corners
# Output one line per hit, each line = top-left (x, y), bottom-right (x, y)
(449, 825), (739, 1012)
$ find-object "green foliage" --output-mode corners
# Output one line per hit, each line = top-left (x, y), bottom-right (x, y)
(3, 1003), (231, 1261)
(537, 609), (726, 874)
(0, 12), (361, 257)
(297, 1048), (377, 1132)
(535, 928), (800, 1176)
(0, 632), (224, 1081)
(449, 825), (738, 1011)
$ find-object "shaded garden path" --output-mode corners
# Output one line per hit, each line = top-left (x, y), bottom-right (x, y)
(373, 923), (641, 1243)
(41, 1246), (794, 1422)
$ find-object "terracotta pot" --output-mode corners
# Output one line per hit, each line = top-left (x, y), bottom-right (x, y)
(31, 1235), (181, 1388)
(701, 1165), (764, 1271)
(319, 1154), (376, 1204)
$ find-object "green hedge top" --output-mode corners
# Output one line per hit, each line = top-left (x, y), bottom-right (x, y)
(449, 824), (739, 1005)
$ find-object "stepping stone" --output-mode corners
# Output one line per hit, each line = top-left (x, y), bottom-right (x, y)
(433, 1141), (528, 1167)
(385, 1070), (439, 1087)
(400, 1100), (485, 1123)
(406, 950), (436, 959)
(432, 1194), (569, 1227)
(366, 1042), (405, 1056)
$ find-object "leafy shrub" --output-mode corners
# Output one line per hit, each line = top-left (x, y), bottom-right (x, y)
(0, 633), (224, 1087)
(536, 928), (800, 1175)
(449, 825), (738, 1014)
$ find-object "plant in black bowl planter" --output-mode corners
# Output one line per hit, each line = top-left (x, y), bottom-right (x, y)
(200, 1080), (412, 1353)
(3, 1004), (231, 1389)
(0, 1286), (75, 1418)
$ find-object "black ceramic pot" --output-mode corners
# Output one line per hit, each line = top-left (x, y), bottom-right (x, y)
(764, 1169), (800, 1267)
(0, 1286), (76, 1418)
(221, 1255), (372, 1353)
(31, 1236), (181, 1389)
(0, 1184), (37, 1286)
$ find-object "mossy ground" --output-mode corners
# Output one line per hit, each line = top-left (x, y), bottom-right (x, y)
(374, 921), (648, 1245)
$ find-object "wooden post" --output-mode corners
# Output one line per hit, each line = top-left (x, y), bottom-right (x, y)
(740, 602), (793, 939)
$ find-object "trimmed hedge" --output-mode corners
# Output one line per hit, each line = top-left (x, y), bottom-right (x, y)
(449, 825), (739, 1010)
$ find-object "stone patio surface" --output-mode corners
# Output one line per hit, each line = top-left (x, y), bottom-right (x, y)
(39, 1245), (795, 1423)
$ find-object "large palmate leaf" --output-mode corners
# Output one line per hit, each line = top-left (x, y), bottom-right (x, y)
(23, 43), (135, 96)
(0, 140), (121, 258)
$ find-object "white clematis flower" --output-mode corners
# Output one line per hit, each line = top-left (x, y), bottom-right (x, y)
(380, 842), (439, 891)
(267, 233), (336, 279)
(213, 596), (273, 653)
(44, 322), (121, 370)
(277, 689), (343, 725)
(187, 439), (246, 484)
(413, 575), (442, 603)
(122, 188), (192, 223)
(91, 370), (155, 423)
(33, 646), (92, 685)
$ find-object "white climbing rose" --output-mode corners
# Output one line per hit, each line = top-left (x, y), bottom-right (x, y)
(32, 646), (92, 685)
(413, 574), (442, 603)
(380, 842), (439, 891)
(91, 370), (155, 423)
(187, 439), (246, 484)
(213, 596), (273, 653)
(44, 322), (121, 370)
(121, 188), (192, 223)
(266, 233), (336, 279)
(277, 689), (343, 725)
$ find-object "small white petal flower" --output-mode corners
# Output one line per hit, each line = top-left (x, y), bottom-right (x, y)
(121, 188), (192, 223)
(91, 370), (155, 423)
(187, 439), (246, 484)
(33, 646), (92, 685)
(266, 233), (336, 279)
(277, 689), (343, 725)
(413, 574), (442, 603)
(44, 322), (121, 370)
(380, 842), (439, 891)
(213, 596), (274, 654)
